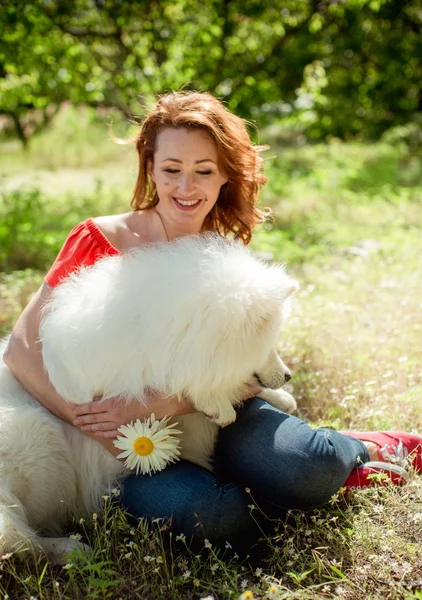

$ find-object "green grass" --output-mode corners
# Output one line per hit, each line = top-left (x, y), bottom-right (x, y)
(1, 109), (422, 599)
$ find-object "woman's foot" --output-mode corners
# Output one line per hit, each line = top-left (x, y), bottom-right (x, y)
(341, 431), (422, 488)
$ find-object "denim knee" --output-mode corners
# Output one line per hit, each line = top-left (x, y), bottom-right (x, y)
(267, 436), (353, 510)
(215, 401), (368, 511)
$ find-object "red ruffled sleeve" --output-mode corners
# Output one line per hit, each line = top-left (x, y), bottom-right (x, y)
(44, 218), (120, 288)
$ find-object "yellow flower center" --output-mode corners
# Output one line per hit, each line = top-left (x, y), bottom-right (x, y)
(133, 436), (154, 456)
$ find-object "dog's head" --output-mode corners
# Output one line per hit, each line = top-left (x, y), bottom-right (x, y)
(160, 234), (299, 397)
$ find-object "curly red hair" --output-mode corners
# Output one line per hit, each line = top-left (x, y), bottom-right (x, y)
(130, 91), (270, 245)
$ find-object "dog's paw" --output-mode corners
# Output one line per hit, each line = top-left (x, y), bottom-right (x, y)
(203, 405), (237, 428)
(257, 388), (297, 414)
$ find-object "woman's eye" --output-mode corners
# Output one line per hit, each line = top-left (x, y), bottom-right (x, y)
(198, 170), (212, 175)
(164, 168), (180, 174)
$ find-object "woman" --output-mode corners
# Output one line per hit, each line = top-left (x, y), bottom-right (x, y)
(4, 91), (421, 549)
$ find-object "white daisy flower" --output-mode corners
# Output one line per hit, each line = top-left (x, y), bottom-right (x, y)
(114, 414), (182, 475)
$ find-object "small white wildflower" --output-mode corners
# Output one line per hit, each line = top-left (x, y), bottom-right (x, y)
(143, 555), (154, 562)
(266, 584), (279, 599)
(330, 492), (340, 503)
(233, 552), (239, 559)
(69, 533), (82, 541)
(193, 578), (200, 587)
(182, 569), (191, 579)
(102, 494), (109, 501)
(225, 541), (232, 549)
(248, 504), (256, 511)
(402, 561), (412, 573)
(255, 567), (263, 577)
(156, 555), (164, 564)
(240, 578), (249, 590)
(153, 567), (160, 574)
(111, 487), (121, 497)
(124, 552), (132, 559)
(62, 563), (74, 570)
(176, 533), (186, 542)
(79, 517), (85, 524)
(152, 517), (164, 524)
(92, 512), (98, 520)
(204, 538), (212, 549)
(1, 552), (13, 560)
(210, 563), (219, 574)
(245, 487), (251, 493)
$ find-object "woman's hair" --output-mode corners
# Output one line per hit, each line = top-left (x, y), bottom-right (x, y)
(130, 91), (270, 245)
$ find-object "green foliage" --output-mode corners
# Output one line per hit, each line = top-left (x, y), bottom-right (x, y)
(0, 188), (64, 271)
(1, 0), (421, 144)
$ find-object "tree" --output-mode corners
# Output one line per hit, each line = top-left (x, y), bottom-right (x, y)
(0, 0), (420, 145)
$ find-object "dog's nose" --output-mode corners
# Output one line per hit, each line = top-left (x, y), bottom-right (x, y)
(284, 370), (292, 382)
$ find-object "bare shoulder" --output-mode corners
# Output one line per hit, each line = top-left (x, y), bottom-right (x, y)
(94, 210), (163, 252)
(92, 213), (130, 244)
(93, 212), (157, 251)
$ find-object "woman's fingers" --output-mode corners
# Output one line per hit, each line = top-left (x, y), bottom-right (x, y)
(73, 398), (106, 416)
(78, 421), (117, 432)
(73, 412), (111, 426)
(94, 430), (120, 439)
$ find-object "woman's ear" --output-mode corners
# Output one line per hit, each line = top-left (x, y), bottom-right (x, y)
(147, 160), (155, 183)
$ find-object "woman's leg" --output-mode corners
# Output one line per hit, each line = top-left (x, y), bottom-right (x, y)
(214, 398), (369, 510)
(120, 460), (265, 550)
(120, 398), (368, 548)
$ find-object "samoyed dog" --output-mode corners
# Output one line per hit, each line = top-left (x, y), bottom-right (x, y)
(0, 233), (298, 563)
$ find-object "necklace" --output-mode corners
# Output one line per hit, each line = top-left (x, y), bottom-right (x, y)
(154, 208), (170, 242)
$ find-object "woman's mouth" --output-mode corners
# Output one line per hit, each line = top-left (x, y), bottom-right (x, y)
(173, 197), (202, 210)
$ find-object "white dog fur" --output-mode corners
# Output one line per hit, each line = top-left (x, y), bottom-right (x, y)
(0, 233), (298, 563)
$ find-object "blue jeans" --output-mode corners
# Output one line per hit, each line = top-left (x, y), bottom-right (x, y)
(121, 398), (368, 549)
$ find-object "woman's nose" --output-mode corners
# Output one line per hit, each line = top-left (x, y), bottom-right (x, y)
(178, 172), (196, 195)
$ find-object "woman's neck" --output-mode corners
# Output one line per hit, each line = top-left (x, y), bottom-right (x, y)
(153, 208), (204, 240)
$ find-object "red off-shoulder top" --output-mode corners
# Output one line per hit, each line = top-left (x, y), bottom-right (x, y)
(44, 218), (120, 287)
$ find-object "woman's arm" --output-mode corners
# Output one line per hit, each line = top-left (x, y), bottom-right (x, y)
(4, 283), (76, 424)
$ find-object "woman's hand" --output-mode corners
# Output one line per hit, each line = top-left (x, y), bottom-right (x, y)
(72, 390), (195, 439)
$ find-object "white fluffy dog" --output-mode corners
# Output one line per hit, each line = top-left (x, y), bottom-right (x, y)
(0, 234), (297, 563)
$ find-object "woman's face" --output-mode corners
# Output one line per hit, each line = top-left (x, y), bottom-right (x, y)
(149, 128), (228, 235)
